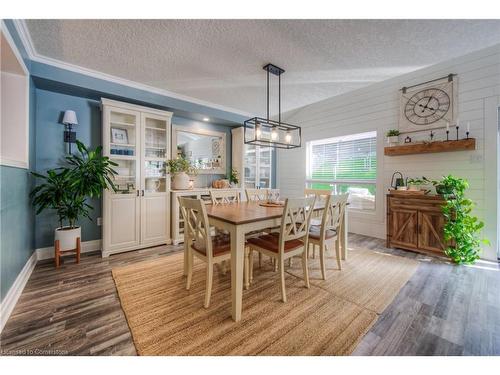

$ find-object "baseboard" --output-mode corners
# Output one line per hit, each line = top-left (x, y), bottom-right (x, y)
(0, 251), (37, 333)
(36, 239), (102, 261)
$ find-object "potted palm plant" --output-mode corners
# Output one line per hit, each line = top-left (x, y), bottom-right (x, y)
(31, 141), (117, 252)
(166, 156), (197, 190)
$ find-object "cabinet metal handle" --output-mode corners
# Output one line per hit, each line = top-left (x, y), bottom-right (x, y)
(136, 190), (140, 196)
(141, 190), (145, 196)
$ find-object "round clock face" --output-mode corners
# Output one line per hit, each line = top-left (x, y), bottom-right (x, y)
(404, 88), (450, 125)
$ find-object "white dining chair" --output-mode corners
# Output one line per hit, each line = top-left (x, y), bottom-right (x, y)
(210, 189), (240, 205)
(246, 196), (316, 302)
(308, 193), (349, 278)
(179, 197), (231, 308)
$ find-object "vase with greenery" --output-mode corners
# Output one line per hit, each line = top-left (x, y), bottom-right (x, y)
(31, 140), (117, 251)
(229, 168), (239, 187)
(386, 129), (400, 145)
(166, 156), (197, 190)
(431, 175), (489, 264)
(406, 176), (431, 192)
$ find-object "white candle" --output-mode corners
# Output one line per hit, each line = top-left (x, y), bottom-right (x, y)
(456, 118), (460, 128)
(446, 122), (449, 131)
(467, 122), (470, 132)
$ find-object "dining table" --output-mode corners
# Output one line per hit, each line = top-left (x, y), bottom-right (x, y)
(183, 201), (348, 322)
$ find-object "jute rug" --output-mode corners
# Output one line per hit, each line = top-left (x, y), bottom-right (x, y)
(112, 248), (418, 355)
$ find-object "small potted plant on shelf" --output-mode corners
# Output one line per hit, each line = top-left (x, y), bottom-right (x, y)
(229, 168), (239, 188)
(166, 156), (197, 190)
(386, 129), (400, 146)
(406, 176), (431, 192)
(31, 141), (117, 255)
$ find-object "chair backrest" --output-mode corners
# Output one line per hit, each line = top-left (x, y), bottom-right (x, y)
(178, 197), (213, 258)
(245, 188), (267, 201)
(267, 189), (280, 201)
(278, 196), (316, 253)
(304, 188), (332, 197)
(210, 189), (240, 205)
(320, 193), (349, 236)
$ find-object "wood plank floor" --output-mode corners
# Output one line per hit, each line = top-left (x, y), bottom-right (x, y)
(1, 234), (499, 355)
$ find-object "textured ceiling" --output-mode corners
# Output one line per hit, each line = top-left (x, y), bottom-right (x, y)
(25, 19), (500, 117)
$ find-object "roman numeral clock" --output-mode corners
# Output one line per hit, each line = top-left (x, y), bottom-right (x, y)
(399, 74), (457, 133)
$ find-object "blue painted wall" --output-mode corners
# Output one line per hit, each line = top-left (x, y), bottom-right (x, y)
(33, 88), (235, 248)
(0, 77), (37, 302)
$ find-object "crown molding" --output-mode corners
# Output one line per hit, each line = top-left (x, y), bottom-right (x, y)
(11, 20), (252, 119)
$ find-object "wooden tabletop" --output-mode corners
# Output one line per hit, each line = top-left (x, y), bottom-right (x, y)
(205, 201), (326, 225)
(205, 202), (284, 225)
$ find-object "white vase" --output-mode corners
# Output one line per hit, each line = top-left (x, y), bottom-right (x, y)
(172, 172), (190, 190)
(55, 226), (81, 251)
(387, 135), (399, 146)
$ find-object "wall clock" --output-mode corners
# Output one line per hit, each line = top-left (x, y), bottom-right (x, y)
(399, 74), (457, 133)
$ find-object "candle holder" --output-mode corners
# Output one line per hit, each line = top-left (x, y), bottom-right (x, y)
(466, 131), (470, 139)
(446, 130), (449, 141)
(455, 126), (459, 141)
(430, 131), (434, 142)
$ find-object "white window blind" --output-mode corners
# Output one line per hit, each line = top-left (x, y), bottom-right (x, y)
(306, 131), (377, 210)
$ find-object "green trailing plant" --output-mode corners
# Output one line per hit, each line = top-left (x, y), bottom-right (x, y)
(31, 140), (118, 229)
(166, 156), (197, 175)
(386, 129), (400, 137)
(406, 177), (429, 186)
(434, 175), (489, 264)
(229, 168), (239, 185)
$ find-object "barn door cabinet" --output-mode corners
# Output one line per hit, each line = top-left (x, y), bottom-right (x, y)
(386, 193), (447, 256)
(101, 98), (173, 257)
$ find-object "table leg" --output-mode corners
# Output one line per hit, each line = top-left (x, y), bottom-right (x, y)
(341, 208), (348, 260)
(230, 225), (245, 322)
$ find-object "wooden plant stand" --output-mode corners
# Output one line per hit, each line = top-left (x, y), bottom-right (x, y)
(54, 238), (81, 268)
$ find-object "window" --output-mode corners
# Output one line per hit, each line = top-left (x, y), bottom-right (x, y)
(306, 131), (377, 210)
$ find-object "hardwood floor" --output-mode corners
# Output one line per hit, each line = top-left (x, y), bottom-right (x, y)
(1, 234), (499, 355)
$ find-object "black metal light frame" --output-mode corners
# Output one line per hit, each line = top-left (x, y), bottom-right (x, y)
(244, 63), (301, 149)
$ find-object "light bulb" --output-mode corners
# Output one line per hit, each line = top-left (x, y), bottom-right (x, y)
(285, 131), (292, 144)
(255, 123), (261, 139)
(271, 127), (278, 140)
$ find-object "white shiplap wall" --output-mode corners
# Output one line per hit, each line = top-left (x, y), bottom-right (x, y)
(277, 44), (500, 260)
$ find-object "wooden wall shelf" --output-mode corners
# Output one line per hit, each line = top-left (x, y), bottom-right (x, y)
(384, 138), (475, 156)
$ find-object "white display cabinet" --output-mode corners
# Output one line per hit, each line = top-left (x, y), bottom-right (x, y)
(101, 98), (172, 257)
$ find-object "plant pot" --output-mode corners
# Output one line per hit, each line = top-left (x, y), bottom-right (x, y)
(172, 172), (190, 190)
(387, 136), (399, 145)
(435, 184), (452, 195)
(55, 226), (81, 251)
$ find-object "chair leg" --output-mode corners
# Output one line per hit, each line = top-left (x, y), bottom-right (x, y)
(186, 247), (194, 290)
(302, 248), (310, 289)
(335, 238), (342, 270)
(221, 260), (227, 275)
(279, 257), (287, 303)
(288, 257), (293, 267)
(258, 252), (262, 268)
(319, 243), (326, 280)
(204, 263), (214, 308)
(249, 250), (254, 284)
(312, 244), (316, 259)
(244, 249), (250, 290)
(273, 258), (278, 272)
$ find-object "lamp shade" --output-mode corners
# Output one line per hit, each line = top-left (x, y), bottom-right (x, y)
(62, 110), (78, 125)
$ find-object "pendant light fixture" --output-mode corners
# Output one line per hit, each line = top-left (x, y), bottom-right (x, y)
(244, 64), (301, 149)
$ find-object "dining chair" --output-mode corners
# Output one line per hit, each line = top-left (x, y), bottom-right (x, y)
(246, 196), (316, 302)
(245, 188), (268, 201)
(308, 193), (349, 279)
(304, 188), (333, 256)
(179, 197), (231, 308)
(210, 189), (240, 205)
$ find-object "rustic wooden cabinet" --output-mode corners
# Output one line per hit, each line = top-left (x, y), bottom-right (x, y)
(387, 193), (447, 256)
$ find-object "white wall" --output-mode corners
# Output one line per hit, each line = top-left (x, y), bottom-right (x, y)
(277, 44), (500, 260)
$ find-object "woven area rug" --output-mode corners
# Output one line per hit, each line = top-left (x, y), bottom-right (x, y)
(112, 248), (418, 355)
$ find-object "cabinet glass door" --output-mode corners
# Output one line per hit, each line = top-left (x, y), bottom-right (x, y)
(258, 147), (272, 188)
(142, 114), (168, 194)
(244, 145), (272, 188)
(106, 107), (140, 195)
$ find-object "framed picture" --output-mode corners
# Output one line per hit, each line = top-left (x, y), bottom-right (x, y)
(111, 127), (129, 144)
(398, 74), (457, 133)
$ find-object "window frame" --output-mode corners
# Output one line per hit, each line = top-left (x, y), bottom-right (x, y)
(305, 131), (377, 212)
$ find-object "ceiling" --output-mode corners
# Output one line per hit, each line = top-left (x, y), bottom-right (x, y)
(25, 19), (500, 117)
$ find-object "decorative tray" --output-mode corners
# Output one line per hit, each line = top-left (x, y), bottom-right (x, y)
(259, 201), (285, 207)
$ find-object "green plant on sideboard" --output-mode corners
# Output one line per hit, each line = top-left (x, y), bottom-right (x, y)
(31, 140), (118, 229)
(229, 168), (239, 185)
(432, 175), (489, 264)
(165, 156), (197, 175)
